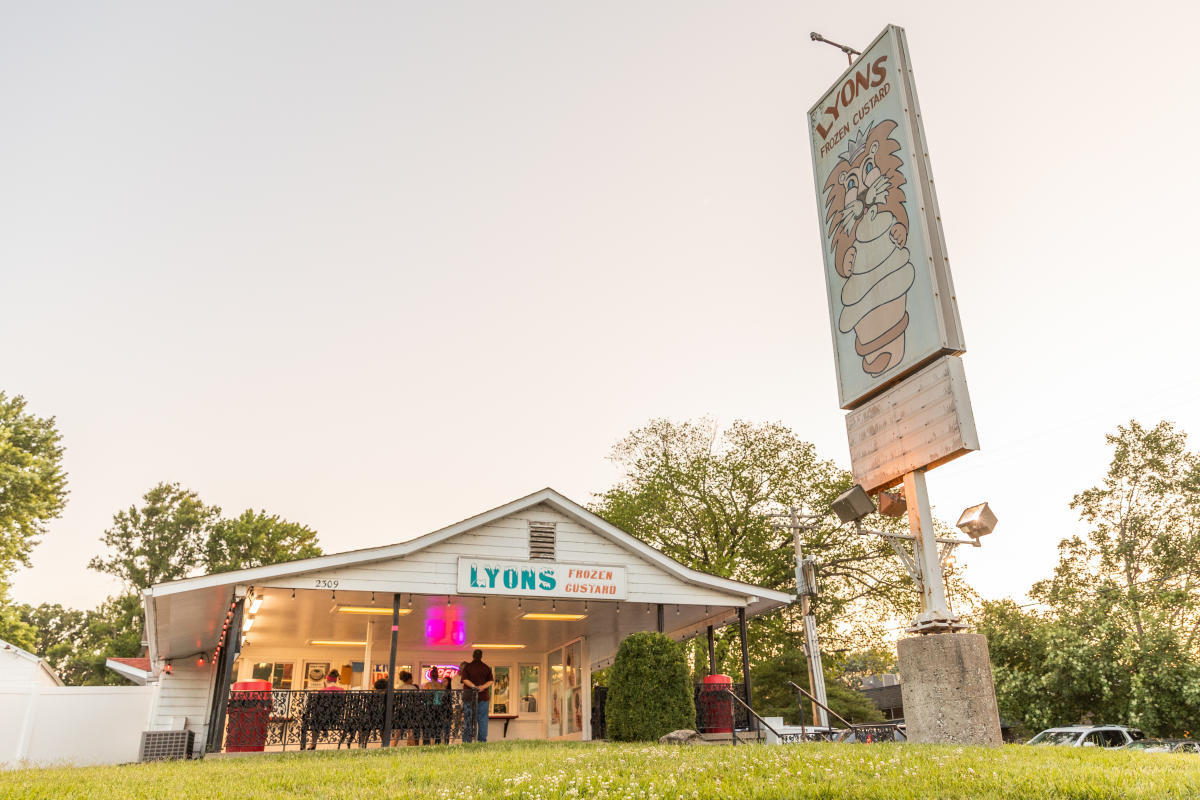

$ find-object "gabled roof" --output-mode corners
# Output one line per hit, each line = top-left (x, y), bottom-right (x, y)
(146, 487), (795, 605)
(106, 657), (154, 685)
(0, 638), (64, 686)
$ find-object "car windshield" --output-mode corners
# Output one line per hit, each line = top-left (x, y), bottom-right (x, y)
(1126, 741), (1172, 752)
(1029, 730), (1080, 746)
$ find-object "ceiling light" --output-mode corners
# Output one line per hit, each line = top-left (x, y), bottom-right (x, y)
(520, 613), (588, 622)
(309, 640), (367, 647)
(470, 643), (526, 650)
(248, 596), (264, 615)
(242, 617), (255, 633)
(335, 605), (412, 616)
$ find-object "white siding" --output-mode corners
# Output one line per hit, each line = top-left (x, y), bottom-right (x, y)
(261, 504), (744, 607)
(149, 660), (217, 755)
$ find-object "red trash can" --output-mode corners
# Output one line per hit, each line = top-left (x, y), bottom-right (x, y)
(225, 679), (273, 752)
(700, 674), (733, 733)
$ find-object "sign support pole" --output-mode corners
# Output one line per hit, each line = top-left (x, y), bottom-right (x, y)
(902, 470), (960, 632)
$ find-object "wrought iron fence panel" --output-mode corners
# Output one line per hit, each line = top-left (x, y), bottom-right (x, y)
(843, 723), (905, 743)
(223, 688), (465, 751)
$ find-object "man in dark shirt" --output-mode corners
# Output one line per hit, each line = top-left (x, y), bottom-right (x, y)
(460, 649), (494, 743)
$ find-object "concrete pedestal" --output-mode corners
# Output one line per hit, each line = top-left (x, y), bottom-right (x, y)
(897, 633), (1002, 746)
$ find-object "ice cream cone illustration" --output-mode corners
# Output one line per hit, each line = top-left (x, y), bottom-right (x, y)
(822, 120), (913, 376)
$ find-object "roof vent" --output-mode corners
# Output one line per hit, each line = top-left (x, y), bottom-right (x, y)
(529, 522), (556, 561)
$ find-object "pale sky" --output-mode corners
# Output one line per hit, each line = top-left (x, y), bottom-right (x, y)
(5, 1), (1199, 619)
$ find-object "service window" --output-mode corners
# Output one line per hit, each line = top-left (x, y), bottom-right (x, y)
(492, 666), (512, 714)
(250, 661), (294, 689)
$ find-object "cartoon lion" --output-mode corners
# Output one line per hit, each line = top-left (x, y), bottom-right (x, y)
(822, 119), (914, 376)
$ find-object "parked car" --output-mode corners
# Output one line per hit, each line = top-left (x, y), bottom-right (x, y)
(1027, 725), (1144, 748)
(1123, 739), (1200, 754)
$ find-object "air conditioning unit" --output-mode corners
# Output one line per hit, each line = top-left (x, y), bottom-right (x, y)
(140, 730), (194, 762)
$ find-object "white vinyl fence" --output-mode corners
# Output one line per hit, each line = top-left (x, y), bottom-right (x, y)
(0, 685), (156, 768)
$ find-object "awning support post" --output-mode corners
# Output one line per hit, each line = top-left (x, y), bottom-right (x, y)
(382, 592), (400, 747)
(706, 625), (716, 675)
(656, 604), (664, 633)
(738, 606), (754, 733)
(206, 596), (243, 753)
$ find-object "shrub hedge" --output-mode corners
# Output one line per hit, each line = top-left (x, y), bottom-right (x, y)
(604, 631), (695, 741)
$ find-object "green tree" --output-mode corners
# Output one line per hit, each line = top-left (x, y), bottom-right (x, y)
(88, 482), (220, 590)
(0, 393), (67, 650)
(592, 418), (950, 649)
(0, 392), (67, 592)
(17, 602), (88, 681)
(983, 421), (1200, 737)
(203, 509), (321, 574)
(606, 632), (695, 741)
(16, 595), (143, 685)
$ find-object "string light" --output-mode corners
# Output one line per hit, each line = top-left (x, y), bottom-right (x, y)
(408, 594), (413, 607)
(197, 654), (206, 667)
(645, 605), (650, 615)
(482, 597), (487, 608)
(291, 589), (296, 599)
(164, 662), (173, 675)
(676, 605), (680, 615)
(371, 592), (375, 603)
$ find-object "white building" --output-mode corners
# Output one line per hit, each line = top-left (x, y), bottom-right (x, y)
(0, 640), (63, 689)
(142, 488), (793, 756)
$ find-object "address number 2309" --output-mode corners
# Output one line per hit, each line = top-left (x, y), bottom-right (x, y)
(314, 579), (339, 589)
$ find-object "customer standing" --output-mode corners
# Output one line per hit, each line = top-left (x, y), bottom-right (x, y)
(460, 650), (494, 743)
(421, 666), (450, 745)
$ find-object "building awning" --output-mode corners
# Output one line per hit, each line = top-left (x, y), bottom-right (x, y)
(143, 488), (795, 665)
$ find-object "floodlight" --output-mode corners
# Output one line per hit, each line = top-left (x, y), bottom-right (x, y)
(878, 491), (907, 518)
(831, 484), (875, 524)
(956, 502), (997, 539)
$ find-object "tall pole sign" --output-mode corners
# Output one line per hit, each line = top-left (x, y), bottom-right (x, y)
(807, 26), (1004, 745)
(808, 24), (978, 630)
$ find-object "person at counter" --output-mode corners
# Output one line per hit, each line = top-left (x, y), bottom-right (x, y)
(394, 670), (419, 746)
(302, 669), (346, 749)
(421, 666), (451, 746)
(460, 650), (494, 743)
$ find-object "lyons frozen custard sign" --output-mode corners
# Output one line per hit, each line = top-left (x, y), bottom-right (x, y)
(456, 557), (627, 600)
(809, 25), (966, 410)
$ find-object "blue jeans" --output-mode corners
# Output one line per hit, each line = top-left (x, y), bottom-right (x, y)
(463, 698), (490, 742)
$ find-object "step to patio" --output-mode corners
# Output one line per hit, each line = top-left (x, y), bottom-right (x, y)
(699, 730), (765, 745)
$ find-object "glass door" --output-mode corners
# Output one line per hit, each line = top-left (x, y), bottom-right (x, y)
(547, 649), (563, 737)
(564, 640), (582, 735)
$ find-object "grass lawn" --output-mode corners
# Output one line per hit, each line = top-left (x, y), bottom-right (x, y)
(3, 740), (1199, 800)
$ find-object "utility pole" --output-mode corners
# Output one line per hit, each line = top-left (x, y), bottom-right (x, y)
(780, 508), (829, 728)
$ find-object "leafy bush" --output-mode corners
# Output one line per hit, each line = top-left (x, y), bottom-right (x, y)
(605, 632), (695, 741)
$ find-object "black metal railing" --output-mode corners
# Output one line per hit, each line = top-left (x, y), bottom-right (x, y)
(590, 686), (607, 741)
(223, 688), (467, 751)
